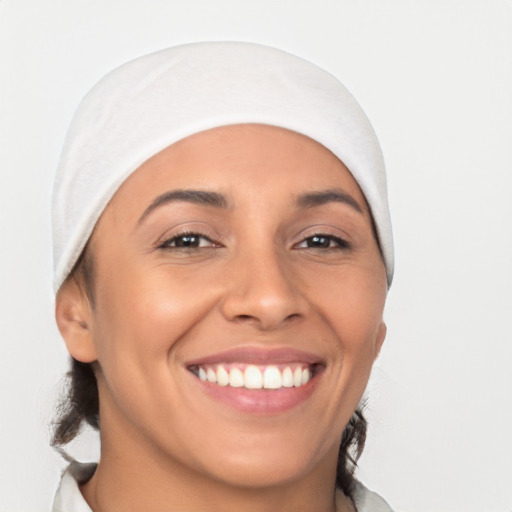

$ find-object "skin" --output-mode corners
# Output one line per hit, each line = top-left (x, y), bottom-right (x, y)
(56, 124), (387, 512)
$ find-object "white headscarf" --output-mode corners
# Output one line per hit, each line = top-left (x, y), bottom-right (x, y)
(52, 41), (393, 291)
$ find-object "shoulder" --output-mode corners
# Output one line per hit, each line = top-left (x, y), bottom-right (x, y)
(351, 480), (395, 512)
(52, 461), (96, 512)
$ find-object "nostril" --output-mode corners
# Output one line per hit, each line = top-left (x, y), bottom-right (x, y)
(236, 314), (254, 321)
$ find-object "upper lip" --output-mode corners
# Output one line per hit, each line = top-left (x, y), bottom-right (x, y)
(185, 346), (324, 367)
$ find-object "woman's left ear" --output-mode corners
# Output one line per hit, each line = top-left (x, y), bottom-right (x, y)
(55, 278), (98, 363)
(374, 321), (387, 361)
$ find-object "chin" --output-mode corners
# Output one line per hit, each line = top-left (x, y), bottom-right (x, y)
(190, 432), (334, 490)
(206, 456), (318, 489)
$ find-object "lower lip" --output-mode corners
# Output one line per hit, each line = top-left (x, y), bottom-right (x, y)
(191, 371), (322, 414)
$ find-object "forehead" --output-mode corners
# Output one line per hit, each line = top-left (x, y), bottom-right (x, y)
(85, 123), (378, 276)
(108, 124), (367, 211)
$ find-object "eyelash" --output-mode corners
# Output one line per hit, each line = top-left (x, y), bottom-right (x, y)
(158, 231), (218, 250)
(295, 234), (350, 250)
(158, 232), (350, 251)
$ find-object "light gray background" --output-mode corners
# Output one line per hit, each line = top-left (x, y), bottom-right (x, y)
(1, 1), (511, 511)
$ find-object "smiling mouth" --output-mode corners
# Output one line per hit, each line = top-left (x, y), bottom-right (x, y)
(188, 363), (320, 391)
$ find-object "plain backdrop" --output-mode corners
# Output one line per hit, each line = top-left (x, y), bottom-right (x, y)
(1, 1), (511, 511)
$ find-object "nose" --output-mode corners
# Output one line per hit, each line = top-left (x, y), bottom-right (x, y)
(220, 247), (310, 331)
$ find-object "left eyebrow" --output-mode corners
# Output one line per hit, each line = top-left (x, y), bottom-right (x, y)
(296, 189), (364, 214)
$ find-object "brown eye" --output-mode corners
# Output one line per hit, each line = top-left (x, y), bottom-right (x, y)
(160, 233), (216, 249)
(174, 235), (202, 247)
(297, 235), (350, 250)
(307, 236), (331, 248)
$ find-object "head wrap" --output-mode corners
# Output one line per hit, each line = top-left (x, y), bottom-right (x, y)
(52, 41), (393, 291)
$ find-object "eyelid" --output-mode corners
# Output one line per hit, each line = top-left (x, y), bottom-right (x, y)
(158, 230), (221, 249)
(294, 233), (350, 250)
(152, 221), (224, 249)
(292, 225), (352, 246)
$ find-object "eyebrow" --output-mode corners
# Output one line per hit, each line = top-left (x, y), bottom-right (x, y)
(138, 189), (229, 224)
(296, 189), (364, 214)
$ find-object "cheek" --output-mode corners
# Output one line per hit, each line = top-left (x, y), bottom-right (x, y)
(310, 264), (385, 338)
(311, 266), (386, 384)
(91, 265), (222, 369)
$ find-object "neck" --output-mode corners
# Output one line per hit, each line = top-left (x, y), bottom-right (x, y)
(80, 423), (354, 512)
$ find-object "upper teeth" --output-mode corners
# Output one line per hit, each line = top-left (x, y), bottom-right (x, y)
(193, 364), (312, 390)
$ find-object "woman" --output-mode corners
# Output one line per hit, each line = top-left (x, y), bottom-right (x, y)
(51, 41), (394, 512)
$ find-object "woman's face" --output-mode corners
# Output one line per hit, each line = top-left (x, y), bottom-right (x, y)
(69, 124), (387, 487)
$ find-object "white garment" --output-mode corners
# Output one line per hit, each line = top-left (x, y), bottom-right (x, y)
(52, 461), (394, 512)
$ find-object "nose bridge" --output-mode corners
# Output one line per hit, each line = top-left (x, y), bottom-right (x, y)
(220, 238), (307, 329)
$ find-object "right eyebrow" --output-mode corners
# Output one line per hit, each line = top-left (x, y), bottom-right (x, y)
(137, 189), (229, 224)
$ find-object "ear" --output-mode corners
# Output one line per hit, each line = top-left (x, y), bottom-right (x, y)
(373, 321), (387, 361)
(55, 277), (98, 363)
